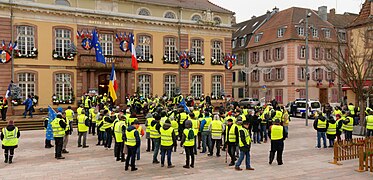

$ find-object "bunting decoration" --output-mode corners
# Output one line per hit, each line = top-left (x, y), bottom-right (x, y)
(116, 33), (130, 52)
(179, 51), (190, 69)
(329, 80), (335, 87)
(224, 53), (236, 70)
(77, 29), (93, 50)
(317, 80), (323, 88)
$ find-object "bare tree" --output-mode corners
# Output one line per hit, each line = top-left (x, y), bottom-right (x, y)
(318, 26), (373, 124)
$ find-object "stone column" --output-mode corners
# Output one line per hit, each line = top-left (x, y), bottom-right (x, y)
(120, 71), (125, 104)
(82, 70), (88, 94)
(89, 70), (95, 90)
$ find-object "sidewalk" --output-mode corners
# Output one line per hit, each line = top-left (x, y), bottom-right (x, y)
(0, 118), (371, 179)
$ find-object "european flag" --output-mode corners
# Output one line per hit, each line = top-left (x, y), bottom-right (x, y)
(179, 98), (190, 114)
(46, 106), (56, 140)
(92, 29), (106, 65)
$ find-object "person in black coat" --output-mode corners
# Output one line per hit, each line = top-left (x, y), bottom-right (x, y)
(251, 111), (261, 144)
(1, 120), (20, 164)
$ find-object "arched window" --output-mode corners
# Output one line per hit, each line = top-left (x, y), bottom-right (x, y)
(212, 75), (222, 98)
(138, 8), (151, 16)
(191, 14), (202, 22)
(55, 28), (72, 57)
(55, 73), (73, 101)
(214, 17), (222, 25)
(55, 0), (71, 6)
(164, 11), (176, 19)
(17, 72), (36, 100)
(138, 35), (151, 61)
(17, 25), (35, 56)
(191, 75), (203, 98)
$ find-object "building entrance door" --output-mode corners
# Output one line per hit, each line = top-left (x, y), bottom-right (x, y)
(98, 74), (110, 95)
(319, 88), (328, 105)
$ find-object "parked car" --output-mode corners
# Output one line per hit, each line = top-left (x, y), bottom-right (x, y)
(294, 99), (322, 118)
(239, 98), (260, 108)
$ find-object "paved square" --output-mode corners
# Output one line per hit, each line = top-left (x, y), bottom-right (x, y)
(0, 118), (371, 179)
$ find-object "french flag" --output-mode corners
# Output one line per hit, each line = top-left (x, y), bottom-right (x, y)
(5, 83), (11, 99)
(130, 33), (138, 70)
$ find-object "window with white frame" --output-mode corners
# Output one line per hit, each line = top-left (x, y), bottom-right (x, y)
(212, 41), (222, 61)
(18, 73), (35, 100)
(55, 73), (72, 100)
(138, 35), (151, 60)
(275, 48), (281, 60)
(314, 68), (323, 80)
(277, 28), (285, 37)
(212, 75), (222, 98)
(191, 75), (203, 98)
(297, 27), (305, 36)
(138, 74), (151, 97)
(239, 53), (245, 64)
(312, 28), (318, 37)
(338, 31), (346, 41)
(300, 45), (306, 59)
(324, 29), (331, 38)
(326, 70), (335, 80)
(252, 51), (259, 62)
(252, 70), (260, 82)
(298, 67), (306, 80)
(254, 34), (261, 42)
(191, 39), (203, 63)
(164, 75), (176, 98)
(275, 68), (284, 80)
(240, 38), (245, 47)
(101, 34), (113, 56)
(17, 26), (35, 55)
(55, 29), (71, 57)
(164, 37), (177, 62)
(232, 40), (236, 48)
(314, 47), (320, 59)
(164, 12), (176, 19)
(326, 48), (332, 60)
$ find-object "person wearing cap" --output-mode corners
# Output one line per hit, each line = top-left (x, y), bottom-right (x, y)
(199, 111), (212, 154)
(0, 96), (8, 121)
(124, 120), (140, 171)
(209, 114), (224, 157)
(159, 120), (176, 168)
(269, 119), (287, 165)
(77, 109), (90, 148)
(225, 118), (239, 166)
(1, 120), (20, 164)
(235, 120), (254, 171)
(151, 115), (162, 164)
(181, 120), (196, 168)
(52, 114), (67, 159)
(114, 114), (127, 162)
(145, 112), (155, 152)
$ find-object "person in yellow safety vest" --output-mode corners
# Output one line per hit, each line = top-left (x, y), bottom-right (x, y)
(96, 110), (106, 146)
(1, 120), (20, 164)
(77, 111), (89, 148)
(89, 107), (97, 135)
(98, 110), (114, 149)
(326, 117), (337, 147)
(225, 118), (239, 166)
(269, 119), (287, 165)
(199, 111), (212, 154)
(282, 107), (290, 134)
(192, 108), (201, 119)
(101, 93), (108, 104)
(114, 114), (127, 162)
(181, 120), (196, 168)
(170, 117), (179, 152)
(0, 96), (9, 121)
(235, 120), (254, 171)
(348, 103), (355, 116)
(77, 104), (84, 116)
(366, 107), (373, 116)
(333, 106), (342, 117)
(62, 110), (72, 154)
(128, 112), (138, 127)
(124, 120), (140, 171)
(335, 114), (343, 142)
(159, 120), (176, 168)
(110, 112), (119, 132)
(242, 106), (249, 116)
(151, 115), (162, 164)
(272, 107), (283, 125)
(84, 95), (91, 115)
(234, 118), (243, 157)
(177, 109), (188, 140)
(342, 112), (354, 141)
(145, 112), (155, 152)
(260, 107), (270, 143)
(365, 110), (373, 137)
(313, 113), (328, 148)
(225, 111), (236, 124)
(160, 111), (168, 127)
(51, 114), (67, 159)
(208, 115), (224, 157)
(189, 113), (199, 155)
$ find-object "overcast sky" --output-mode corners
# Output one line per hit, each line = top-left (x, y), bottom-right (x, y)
(210, 0), (365, 23)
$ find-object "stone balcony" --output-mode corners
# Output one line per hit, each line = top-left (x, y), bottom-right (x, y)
(77, 54), (133, 70)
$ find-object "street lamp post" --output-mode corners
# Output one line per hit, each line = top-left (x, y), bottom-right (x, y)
(305, 10), (311, 126)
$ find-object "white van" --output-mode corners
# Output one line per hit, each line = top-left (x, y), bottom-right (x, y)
(294, 100), (322, 118)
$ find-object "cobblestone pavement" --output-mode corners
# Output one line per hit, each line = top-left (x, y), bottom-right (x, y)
(0, 118), (371, 180)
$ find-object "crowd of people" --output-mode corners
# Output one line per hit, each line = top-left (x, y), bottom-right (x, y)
(39, 92), (289, 171)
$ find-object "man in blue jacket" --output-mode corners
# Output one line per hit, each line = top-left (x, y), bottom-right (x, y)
(23, 95), (33, 118)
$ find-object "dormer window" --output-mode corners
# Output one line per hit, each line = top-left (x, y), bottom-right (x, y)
(240, 37), (245, 47)
(297, 27), (305, 36)
(324, 29), (331, 38)
(312, 28), (318, 37)
(254, 33), (263, 43)
(277, 28), (286, 37)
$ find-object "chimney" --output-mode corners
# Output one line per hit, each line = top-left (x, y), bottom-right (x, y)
(251, 15), (256, 19)
(318, 6), (328, 21)
(273, 6), (279, 13)
(330, 8), (335, 15)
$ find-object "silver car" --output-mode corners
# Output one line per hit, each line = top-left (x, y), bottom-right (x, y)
(239, 98), (260, 108)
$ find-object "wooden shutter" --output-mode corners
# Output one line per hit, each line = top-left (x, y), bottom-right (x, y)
(280, 47), (284, 60)
(320, 48), (325, 60)
(297, 46), (301, 59)
(281, 68), (285, 80)
(297, 67), (301, 80)
(312, 71), (316, 81)
(312, 47), (316, 60)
